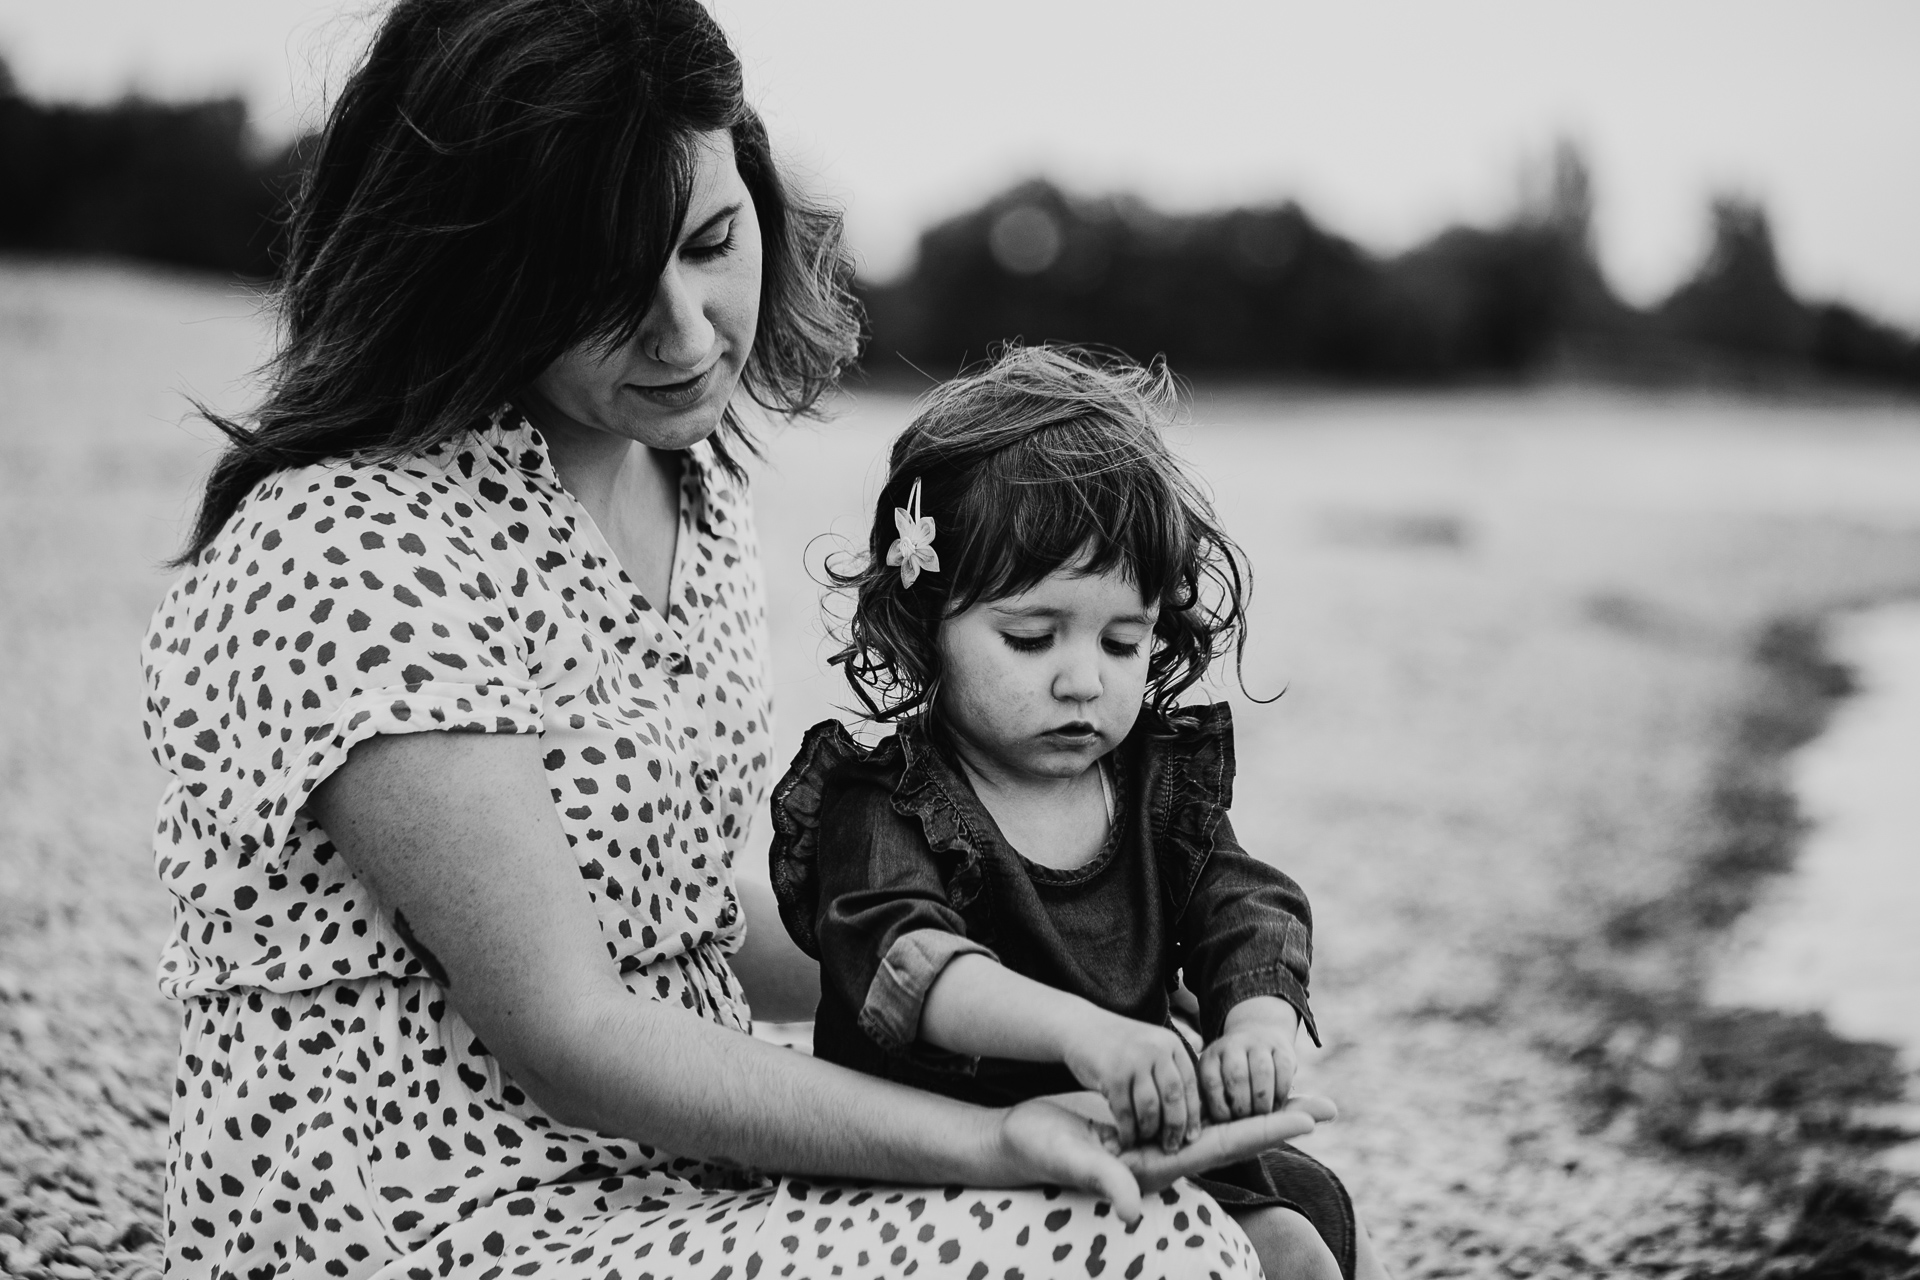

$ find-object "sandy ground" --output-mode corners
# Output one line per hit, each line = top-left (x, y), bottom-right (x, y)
(3, 259), (1920, 1278)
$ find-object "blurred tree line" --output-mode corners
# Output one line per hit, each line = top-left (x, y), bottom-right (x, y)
(863, 146), (1920, 391)
(1, 61), (1915, 391)
(0, 58), (302, 276)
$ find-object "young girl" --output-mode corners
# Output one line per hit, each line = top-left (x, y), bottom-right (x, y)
(769, 347), (1385, 1280)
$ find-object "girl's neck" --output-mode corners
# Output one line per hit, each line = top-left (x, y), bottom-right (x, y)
(948, 742), (1114, 873)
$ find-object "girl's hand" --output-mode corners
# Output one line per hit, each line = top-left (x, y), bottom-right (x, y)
(1002, 1094), (1335, 1225)
(1199, 997), (1302, 1122)
(1062, 1017), (1202, 1153)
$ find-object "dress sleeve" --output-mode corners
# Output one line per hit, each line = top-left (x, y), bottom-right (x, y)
(1178, 813), (1321, 1046)
(143, 464), (545, 865)
(812, 782), (997, 1056)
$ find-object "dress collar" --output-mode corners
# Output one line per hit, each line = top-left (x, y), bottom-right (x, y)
(486, 402), (740, 544)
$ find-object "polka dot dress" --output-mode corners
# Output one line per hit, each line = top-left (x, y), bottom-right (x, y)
(141, 409), (1263, 1280)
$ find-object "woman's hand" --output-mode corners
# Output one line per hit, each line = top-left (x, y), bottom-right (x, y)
(1009, 1093), (1336, 1222)
(1124, 1093), (1336, 1193)
(995, 1099), (1150, 1222)
(1062, 1017), (1203, 1154)
(1199, 996), (1302, 1122)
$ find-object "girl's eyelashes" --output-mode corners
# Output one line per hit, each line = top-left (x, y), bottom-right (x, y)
(999, 631), (1146, 658)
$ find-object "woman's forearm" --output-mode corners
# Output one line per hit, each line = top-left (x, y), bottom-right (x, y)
(506, 976), (1323, 1225)
(917, 953), (1110, 1061)
(519, 980), (1008, 1184)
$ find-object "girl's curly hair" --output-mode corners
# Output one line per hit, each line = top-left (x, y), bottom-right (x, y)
(829, 345), (1255, 725)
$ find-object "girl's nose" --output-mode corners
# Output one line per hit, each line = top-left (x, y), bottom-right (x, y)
(1052, 649), (1104, 702)
(643, 265), (715, 370)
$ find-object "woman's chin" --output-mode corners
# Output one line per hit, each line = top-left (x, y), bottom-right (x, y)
(613, 393), (733, 451)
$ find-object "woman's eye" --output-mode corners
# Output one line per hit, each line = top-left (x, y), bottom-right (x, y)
(685, 225), (735, 261)
(1001, 633), (1052, 653)
(1103, 638), (1144, 658)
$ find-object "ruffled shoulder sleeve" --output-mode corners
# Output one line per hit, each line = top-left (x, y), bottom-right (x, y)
(1139, 702), (1237, 900)
(768, 720), (899, 958)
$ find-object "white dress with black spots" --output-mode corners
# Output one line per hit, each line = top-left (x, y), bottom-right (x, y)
(141, 408), (1262, 1280)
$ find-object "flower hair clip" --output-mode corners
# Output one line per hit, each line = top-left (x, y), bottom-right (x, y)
(885, 477), (939, 588)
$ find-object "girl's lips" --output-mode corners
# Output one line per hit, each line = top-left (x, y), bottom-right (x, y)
(627, 362), (718, 409)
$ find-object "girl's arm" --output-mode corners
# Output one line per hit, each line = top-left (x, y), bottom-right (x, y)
(810, 788), (1201, 1151)
(1178, 814), (1320, 1044)
(920, 953), (1202, 1152)
(313, 731), (1155, 1212)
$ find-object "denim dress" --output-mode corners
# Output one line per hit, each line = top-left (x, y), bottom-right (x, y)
(770, 704), (1357, 1277)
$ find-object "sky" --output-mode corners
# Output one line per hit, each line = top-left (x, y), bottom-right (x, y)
(2, 0), (1916, 324)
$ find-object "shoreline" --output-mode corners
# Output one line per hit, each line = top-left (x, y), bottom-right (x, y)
(1557, 605), (1920, 1276)
(1710, 603), (1920, 1067)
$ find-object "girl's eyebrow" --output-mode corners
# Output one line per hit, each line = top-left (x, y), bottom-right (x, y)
(991, 604), (1157, 626)
(683, 203), (742, 241)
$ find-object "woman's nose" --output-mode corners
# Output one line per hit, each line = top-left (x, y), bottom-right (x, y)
(643, 265), (715, 370)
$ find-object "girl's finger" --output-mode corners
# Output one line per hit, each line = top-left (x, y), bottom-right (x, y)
(1105, 1084), (1138, 1151)
(1273, 1053), (1298, 1102)
(1220, 1045), (1252, 1118)
(1199, 1051), (1230, 1124)
(1130, 1071), (1162, 1149)
(1178, 1052), (1202, 1145)
(1153, 1057), (1188, 1153)
(1247, 1049), (1277, 1115)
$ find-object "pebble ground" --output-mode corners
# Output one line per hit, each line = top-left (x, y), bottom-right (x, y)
(5, 262), (1920, 1277)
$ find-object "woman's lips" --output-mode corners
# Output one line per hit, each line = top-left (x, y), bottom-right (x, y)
(627, 362), (718, 409)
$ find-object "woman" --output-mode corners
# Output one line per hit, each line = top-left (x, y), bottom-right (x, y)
(142, 2), (1321, 1276)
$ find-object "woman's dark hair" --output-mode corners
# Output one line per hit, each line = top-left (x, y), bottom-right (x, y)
(178, 0), (861, 564)
(829, 346), (1255, 726)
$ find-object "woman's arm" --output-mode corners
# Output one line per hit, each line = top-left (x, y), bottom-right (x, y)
(312, 730), (1311, 1219)
(313, 731), (993, 1178)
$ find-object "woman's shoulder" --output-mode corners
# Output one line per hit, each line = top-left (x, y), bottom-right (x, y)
(168, 414), (570, 605)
